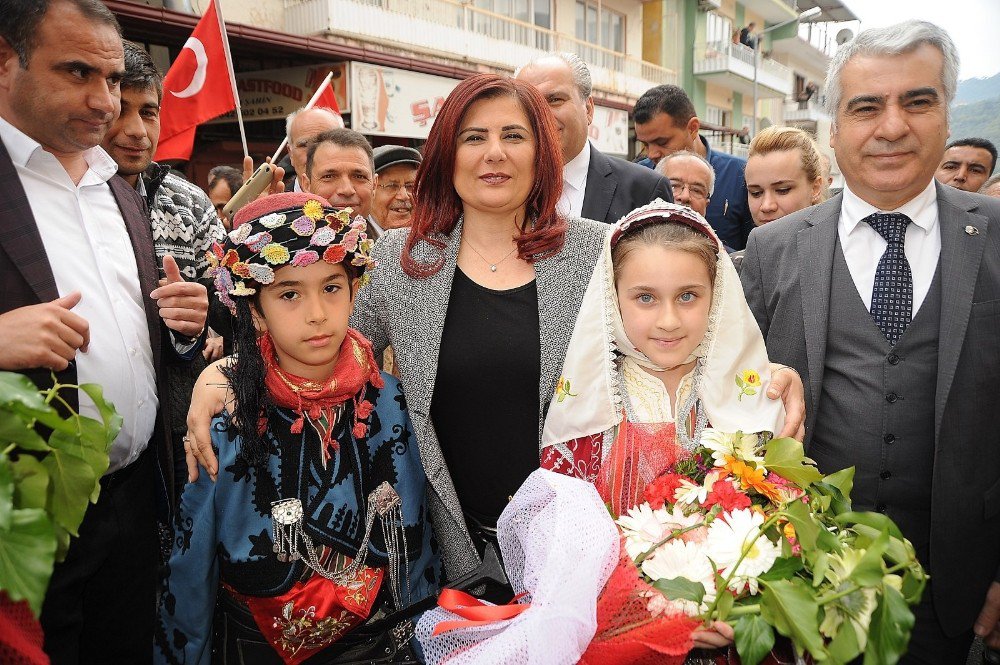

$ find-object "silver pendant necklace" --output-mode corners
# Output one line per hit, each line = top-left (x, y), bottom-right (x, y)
(462, 236), (517, 272)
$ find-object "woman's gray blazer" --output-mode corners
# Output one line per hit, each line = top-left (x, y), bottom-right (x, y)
(351, 216), (608, 580)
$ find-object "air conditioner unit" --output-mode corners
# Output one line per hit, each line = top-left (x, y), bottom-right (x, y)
(698, 0), (722, 10)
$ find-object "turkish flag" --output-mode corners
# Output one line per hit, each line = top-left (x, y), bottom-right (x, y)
(154, 0), (235, 161)
(316, 78), (341, 115)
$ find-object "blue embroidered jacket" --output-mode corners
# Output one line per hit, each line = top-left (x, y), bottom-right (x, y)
(154, 374), (439, 664)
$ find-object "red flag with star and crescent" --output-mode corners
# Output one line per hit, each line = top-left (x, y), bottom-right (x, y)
(155, 0), (236, 161)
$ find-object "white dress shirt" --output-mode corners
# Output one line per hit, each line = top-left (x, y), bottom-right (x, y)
(0, 116), (158, 473)
(557, 140), (591, 218)
(837, 180), (941, 318)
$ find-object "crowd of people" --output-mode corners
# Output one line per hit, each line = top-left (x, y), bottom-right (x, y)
(0, 0), (998, 663)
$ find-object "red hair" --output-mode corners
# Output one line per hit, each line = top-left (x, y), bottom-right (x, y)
(402, 73), (566, 278)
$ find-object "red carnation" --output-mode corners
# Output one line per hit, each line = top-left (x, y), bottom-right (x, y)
(352, 421), (367, 439)
(642, 473), (687, 509)
(356, 400), (374, 419)
(323, 245), (348, 264)
(703, 479), (752, 512)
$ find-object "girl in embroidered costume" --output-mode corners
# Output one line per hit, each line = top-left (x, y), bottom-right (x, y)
(540, 199), (786, 655)
(155, 193), (438, 665)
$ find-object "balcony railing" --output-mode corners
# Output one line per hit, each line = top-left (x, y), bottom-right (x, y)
(783, 97), (830, 123)
(283, 0), (676, 98)
(692, 40), (793, 97)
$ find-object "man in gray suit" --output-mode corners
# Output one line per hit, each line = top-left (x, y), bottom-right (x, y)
(740, 21), (1000, 662)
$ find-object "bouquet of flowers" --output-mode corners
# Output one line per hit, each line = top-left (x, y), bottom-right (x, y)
(582, 430), (927, 665)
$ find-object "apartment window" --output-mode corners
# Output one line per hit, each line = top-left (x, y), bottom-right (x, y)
(705, 11), (733, 49)
(477, 0), (551, 27)
(575, 1), (625, 52)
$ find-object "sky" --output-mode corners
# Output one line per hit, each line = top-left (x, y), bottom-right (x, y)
(844, 0), (1000, 80)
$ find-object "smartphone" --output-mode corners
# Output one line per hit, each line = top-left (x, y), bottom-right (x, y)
(223, 163), (274, 219)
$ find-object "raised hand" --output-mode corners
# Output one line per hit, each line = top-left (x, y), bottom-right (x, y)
(150, 254), (208, 338)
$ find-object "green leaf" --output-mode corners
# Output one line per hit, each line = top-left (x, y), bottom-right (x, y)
(652, 577), (706, 604)
(759, 578), (826, 657)
(812, 551), (830, 587)
(716, 586), (735, 621)
(822, 467), (855, 501)
(783, 498), (820, 550)
(760, 556), (803, 581)
(826, 612), (862, 664)
(0, 412), (50, 451)
(78, 384), (122, 447)
(764, 437), (823, 488)
(0, 454), (12, 531)
(734, 614), (776, 665)
(0, 508), (56, 616)
(816, 526), (842, 553)
(863, 585), (915, 665)
(851, 525), (914, 566)
(834, 512), (903, 541)
(736, 375), (745, 388)
(849, 530), (889, 588)
(900, 569), (927, 605)
(813, 481), (852, 516)
(41, 448), (97, 537)
(10, 455), (48, 511)
(0, 373), (52, 413)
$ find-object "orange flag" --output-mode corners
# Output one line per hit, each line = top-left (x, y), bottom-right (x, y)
(155, 0), (236, 161)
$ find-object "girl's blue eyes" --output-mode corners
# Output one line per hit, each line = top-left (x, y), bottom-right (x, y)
(679, 292), (696, 303)
(637, 294), (654, 303)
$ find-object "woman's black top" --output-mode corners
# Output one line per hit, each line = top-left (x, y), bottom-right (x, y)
(429, 268), (541, 527)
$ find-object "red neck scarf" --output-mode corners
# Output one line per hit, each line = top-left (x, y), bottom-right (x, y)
(261, 329), (384, 458)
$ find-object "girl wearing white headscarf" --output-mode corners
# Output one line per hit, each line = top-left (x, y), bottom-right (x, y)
(541, 199), (786, 516)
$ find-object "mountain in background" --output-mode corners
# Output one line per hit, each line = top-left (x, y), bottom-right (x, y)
(954, 73), (1000, 106)
(950, 75), (1000, 169)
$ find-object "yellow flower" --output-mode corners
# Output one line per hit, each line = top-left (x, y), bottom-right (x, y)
(261, 243), (290, 265)
(741, 370), (761, 387)
(555, 376), (578, 402)
(302, 199), (324, 220)
(736, 368), (762, 401)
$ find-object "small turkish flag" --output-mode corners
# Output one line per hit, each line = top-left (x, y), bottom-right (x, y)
(316, 78), (341, 115)
(155, 0), (236, 161)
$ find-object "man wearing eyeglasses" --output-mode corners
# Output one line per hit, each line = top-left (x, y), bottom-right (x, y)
(656, 150), (715, 219)
(371, 144), (420, 230)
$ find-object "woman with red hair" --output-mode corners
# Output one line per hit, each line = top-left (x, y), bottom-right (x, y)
(184, 73), (806, 598)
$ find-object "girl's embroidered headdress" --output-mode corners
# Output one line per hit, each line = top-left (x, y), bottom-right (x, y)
(206, 192), (376, 314)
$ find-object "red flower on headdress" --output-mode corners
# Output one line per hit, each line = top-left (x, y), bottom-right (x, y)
(222, 249), (240, 268)
(323, 245), (348, 264)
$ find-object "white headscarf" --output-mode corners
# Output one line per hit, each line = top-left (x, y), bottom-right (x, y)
(541, 199), (784, 453)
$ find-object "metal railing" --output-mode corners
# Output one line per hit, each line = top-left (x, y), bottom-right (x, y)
(693, 40), (793, 81)
(283, 0), (677, 94)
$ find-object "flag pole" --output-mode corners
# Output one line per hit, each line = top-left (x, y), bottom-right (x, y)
(269, 71), (335, 164)
(214, 0), (249, 158)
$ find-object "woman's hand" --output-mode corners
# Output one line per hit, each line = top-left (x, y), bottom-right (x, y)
(691, 620), (734, 649)
(184, 359), (233, 483)
(768, 363), (806, 441)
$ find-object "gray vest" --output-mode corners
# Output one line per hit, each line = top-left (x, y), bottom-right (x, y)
(810, 241), (941, 567)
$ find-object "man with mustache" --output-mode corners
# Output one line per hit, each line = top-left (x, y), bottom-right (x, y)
(301, 127), (383, 238)
(100, 40), (225, 522)
(740, 20), (1000, 662)
(371, 144), (420, 230)
(0, 2), (208, 661)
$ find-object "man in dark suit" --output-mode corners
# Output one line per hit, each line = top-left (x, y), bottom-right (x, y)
(515, 53), (673, 224)
(740, 20), (1000, 663)
(0, 1), (206, 661)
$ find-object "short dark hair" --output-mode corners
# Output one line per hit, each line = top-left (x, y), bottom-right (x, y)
(0, 0), (121, 68)
(305, 128), (374, 177)
(208, 165), (243, 194)
(121, 40), (162, 102)
(633, 84), (697, 126)
(946, 137), (998, 175)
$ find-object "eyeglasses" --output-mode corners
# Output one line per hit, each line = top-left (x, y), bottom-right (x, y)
(670, 180), (709, 200)
(377, 182), (415, 194)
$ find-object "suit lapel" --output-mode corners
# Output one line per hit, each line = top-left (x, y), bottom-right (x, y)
(796, 197), (840, 428)
(933, 183), (987, 442)
(0, 138), (59, 303)
(581, 149), (617, 224)
(109, 175), (162, 374)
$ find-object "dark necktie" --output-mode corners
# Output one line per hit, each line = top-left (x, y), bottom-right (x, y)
(865, 212), (912, 346)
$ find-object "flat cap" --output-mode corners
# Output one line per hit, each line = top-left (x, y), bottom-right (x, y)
(373, 145), (422, 173)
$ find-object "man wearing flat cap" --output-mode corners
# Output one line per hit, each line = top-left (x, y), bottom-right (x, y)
(372, 144), (420, 231)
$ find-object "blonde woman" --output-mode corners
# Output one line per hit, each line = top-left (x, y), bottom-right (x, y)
(745, 126), (825, 226)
